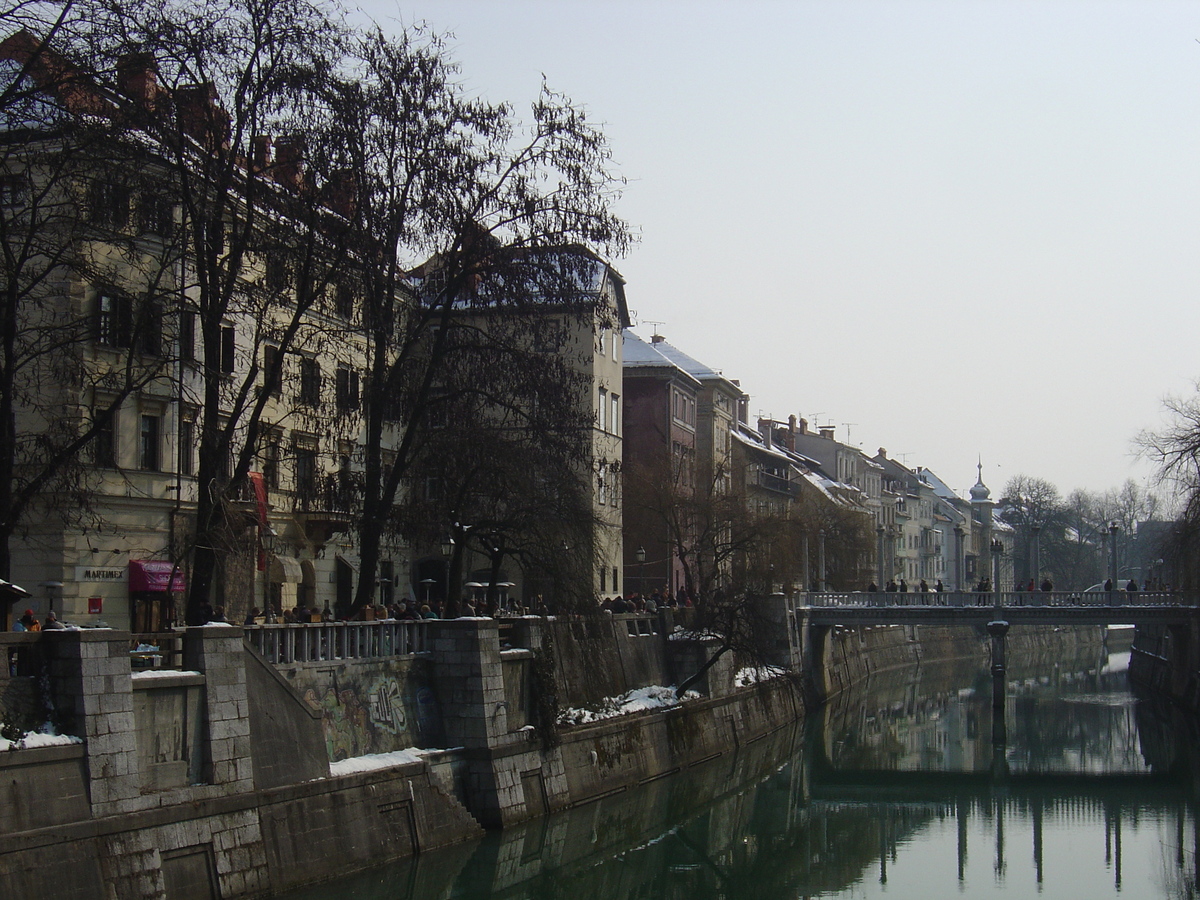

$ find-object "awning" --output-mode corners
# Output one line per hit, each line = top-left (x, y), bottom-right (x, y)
(270, 555), (302, 583)
(129, 560), (186, 593)
(0, 578), (28, 598)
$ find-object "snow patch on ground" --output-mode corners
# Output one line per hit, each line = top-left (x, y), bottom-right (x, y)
(328, 747), (451, 777)
(1, 727), (82, 752)
(734, 666), (787, 687)
(557, 685), (700, 726)
(667, 629), (723, 642)
(131, 670), (202, 680)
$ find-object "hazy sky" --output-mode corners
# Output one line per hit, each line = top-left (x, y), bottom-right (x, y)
(359, 0), (1200, 501)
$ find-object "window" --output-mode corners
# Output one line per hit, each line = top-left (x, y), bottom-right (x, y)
(93, 410), (116, 467)
(598, 467), (607, 506)
(178, 416), (194, 476)
(335, 282), (355, 320)
(95, 292), (131, 347)
(612, 567), (618, 593)
(424, 476), (442, 501)
(90, 181), (131, 229)
(610, 393), (620, 436)
(0, 175), (29, 209)
(295, 445), (317, 494)
(261, 435), (280, 489)
(140, 300), (163, 356)
(336, 366), (360, 411)
(299, 358), (321, 406)
(220, 324), (235, 374)
(179, 311), (195, 362)
(265, 254), (291, 293)
(139, 414), (161, 471)
(598, 387), (607, 432)
(263, 345), (282, 397)
(611, 330), (618, 361)
(137, 194), (174, 236)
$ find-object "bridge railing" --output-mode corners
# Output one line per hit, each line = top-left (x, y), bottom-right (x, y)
(244, 620), (429, 665)
(798, 590), (1195, 609)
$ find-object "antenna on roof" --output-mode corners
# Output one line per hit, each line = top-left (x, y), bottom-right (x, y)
(842, 422), (858, 444)
(642, 320), (665, 343)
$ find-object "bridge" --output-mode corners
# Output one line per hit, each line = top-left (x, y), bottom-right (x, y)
(796, 590), (1198, 627)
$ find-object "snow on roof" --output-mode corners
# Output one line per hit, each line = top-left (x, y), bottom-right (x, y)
(623, 329), (740, 391)
(622, 331), (703, 387)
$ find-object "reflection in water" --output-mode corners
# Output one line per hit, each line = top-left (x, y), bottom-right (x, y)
(281, 645), (1200, 900)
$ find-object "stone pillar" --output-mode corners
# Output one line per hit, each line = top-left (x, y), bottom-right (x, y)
(183, 626), (254, 791)
(754, 593), (798, 671)
(427, 619), (507, 749)
(44, 630), (141, 816)
(427, 619), (512, 824)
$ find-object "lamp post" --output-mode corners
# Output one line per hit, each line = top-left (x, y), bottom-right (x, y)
(440, 537), (453, 607)
(40, 580), (62, 619)
(1030, 523), (1041, 588)
(953, 524), (964, 592)
(818, 528), (827, 593)
(260, 526), (278, 623)
(991, 538), (1004, 614)
(635, 545), (646, 597)
(1109, 522), (1120, 592)
(877, 524), (886, 589)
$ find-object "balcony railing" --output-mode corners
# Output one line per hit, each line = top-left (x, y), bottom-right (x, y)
(245, 620), (428, 665)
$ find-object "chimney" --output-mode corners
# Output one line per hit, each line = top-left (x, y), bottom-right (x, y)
(651, 332), (665, 344)
(251, 135), (273, 173)
(324, 169), (357, 218)
(798, 417), (808, 435)
(819, 426), (835, 440)
(759, 419), (773, 451)
(273, 135), (305, 191)
(117, 51), (158, 110)
(175, 83), (231, 150)
(878, 447), (887, 460)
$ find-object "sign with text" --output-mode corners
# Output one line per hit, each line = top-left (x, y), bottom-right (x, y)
(75, 566), (124, 583)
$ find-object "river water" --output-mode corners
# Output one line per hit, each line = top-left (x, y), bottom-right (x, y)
(281, 635), (1200, 899)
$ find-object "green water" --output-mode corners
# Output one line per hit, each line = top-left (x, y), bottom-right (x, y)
(281, 647), (1200, 899)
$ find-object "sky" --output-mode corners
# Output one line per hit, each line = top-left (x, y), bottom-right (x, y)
(356, 0), (1200, 502)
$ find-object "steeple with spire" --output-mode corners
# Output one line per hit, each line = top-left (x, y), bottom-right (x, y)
(970, 457), (991, 502)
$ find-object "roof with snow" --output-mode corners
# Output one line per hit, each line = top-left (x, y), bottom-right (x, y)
(623, 329), (742, 394)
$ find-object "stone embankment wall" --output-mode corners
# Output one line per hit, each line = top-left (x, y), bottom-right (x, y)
(1130, 620), (1200, 710)
(0, 606), (805, 899)
(815, 623), (1112, 699)
(0, 628), (482, 900)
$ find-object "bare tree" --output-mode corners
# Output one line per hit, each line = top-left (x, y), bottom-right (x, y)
(325, 25), (631, 614)
(102, 0), (361, 621)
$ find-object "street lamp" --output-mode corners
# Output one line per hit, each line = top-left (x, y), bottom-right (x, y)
(635, 545), (646, 596)
(1108, 522), (1120, 590)
(990, 539), (1004, 612)
(876, 524), (886, 589)
(40, 580), (62, 618)
(1030, 523), (1041, 587)
(818, 528), (827, 592)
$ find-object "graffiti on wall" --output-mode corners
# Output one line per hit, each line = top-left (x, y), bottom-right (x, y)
(368, 676), (406, 734)
(302, 671), (426, 761)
